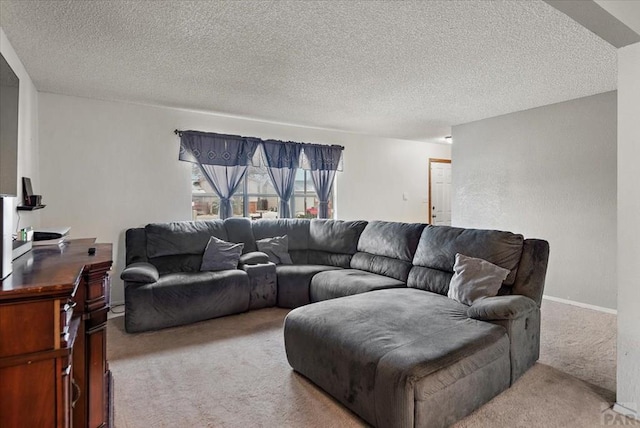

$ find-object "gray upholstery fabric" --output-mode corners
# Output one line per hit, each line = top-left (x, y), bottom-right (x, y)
(350, 252), (413, 282)
(309, 219), (367, 253)
(284, 288), (509, 427)
(120, 262), (159, 283)
(288, 249), (309, 265)
(305, 219), (367, 268)
(351, 221), (425, 282)
(200, 236), (244, 271)
(467, 295), (541, 383)
(256, 235), (294, 264)
(448, 253), (510, 305)
(409, 225), (525, 296)
(242, 262), (277, 310)
(238, 251), (270, 266)
(145, 220), (228, 258)
(148, 254), (203, 275)
(252, 219), (310, 251)
(306, 250), (352, 268)
(406, 266), (453, 296)
(124, 270), (250, 333)
(412, 225), (524, 289)
(224, 217), (257, 253)
(310, 269), (406, 302)
(125, 228), (148, 264)
(467, 295), (538, 321)
(356, 221), (426, 261)
(510, 239), (550, 306)
(275, 264), (342, 308)
(412, 351), (510, 428)
(489, 310), (540, 384)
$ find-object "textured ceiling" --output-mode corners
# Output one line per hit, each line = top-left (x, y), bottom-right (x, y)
(0, 0), (617, 142)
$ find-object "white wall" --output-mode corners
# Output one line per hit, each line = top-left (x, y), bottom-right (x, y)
(616, 41), (640, 418)
(0, 27), (40, 232)
(38, 93), (450, 304)
(451, 91), (617, 310)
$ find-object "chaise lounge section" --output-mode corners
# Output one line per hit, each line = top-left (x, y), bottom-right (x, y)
(284, 226), (549, 428)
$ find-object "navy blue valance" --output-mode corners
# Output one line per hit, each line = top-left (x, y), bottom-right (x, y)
(179, 130), (260, 166)
(177, 130), (343, 171)
(262, 140), (303, 169)
(301, 144), (343, 171)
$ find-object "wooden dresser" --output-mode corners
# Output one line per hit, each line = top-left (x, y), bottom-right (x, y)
(0, 239), (113, 428)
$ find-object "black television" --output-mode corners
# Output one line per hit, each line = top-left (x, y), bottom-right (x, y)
(0, 52), (20, 197)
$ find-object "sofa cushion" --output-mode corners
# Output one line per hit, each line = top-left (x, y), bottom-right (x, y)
(200, 236), (244, 272)
(145, 220), (228, 258)
(275, 264), (342, 308)
(309, 219), (367, 254)
(124, 270), (250, 333)
(256, 235), (293, 265)
(224, 217), (257, 253)
(409, 225), (524, 295)
(125, 228), (149, 264)
(351, 221), (426, 282)
(252, 219), (311, 264)
(148, 254), (204, 275)
(284, 288), (509, 427)
(252, 219), (310, 251)
(310, 269), (406, 302)
(305, 219), (367, 268)
(448, 253), (510, 305)
(309, 269), (406, 302)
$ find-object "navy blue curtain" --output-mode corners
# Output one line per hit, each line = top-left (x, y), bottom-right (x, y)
(179, 131), (259, 219)
(302, 144), (344, 219)
(262, 140), (302, 218)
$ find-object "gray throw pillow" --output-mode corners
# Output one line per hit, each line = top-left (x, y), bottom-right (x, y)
(200, 236), (244, 272)
(448, 253), (510, 306)
(256, 235), (293, 265)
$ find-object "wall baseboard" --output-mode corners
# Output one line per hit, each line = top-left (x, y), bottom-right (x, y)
(542, 295), (617, 315)
(613, 403), (638, 421)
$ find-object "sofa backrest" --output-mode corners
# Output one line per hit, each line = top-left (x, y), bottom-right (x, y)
(351, 221), (426, 281)
(250, 218), (367, 267)
(144, 220), (228, 274)
(510, 239), (550, 306)
(251, 219), (311, 264)
(408, 225), (524, 296)
(224, 217), (257, 253)
(307, 219), (368, 267)
(125, 227), (148, 265)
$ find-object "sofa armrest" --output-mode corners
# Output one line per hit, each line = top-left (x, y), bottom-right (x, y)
(238, 251), (270, 267)
(468, 295), (540, 384)
(467, 295), (537, 321)
(120, 262), (159, 283)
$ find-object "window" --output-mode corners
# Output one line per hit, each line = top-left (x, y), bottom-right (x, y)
(191, 164), (334, 220)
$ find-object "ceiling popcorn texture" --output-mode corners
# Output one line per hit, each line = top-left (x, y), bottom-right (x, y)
(0, 0), (616, 142)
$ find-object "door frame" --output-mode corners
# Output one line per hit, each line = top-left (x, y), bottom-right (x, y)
(428, 158), (452, 224)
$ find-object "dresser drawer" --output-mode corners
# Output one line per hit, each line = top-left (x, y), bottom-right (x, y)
(0, 300), (57, 357)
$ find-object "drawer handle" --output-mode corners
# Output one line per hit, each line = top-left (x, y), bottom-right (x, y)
(72, 378), (81, 408)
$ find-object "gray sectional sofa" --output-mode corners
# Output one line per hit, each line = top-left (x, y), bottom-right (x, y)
(122, 217), (549, 428)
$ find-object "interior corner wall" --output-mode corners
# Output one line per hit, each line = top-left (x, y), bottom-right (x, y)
(616, 41), (640, 417)
(37, 93), (450, 304)
(0, 27), (40, 231)
(451, 91), (617, 310)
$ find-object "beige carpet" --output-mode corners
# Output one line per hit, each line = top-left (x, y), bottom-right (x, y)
(107, 300), (636, 427)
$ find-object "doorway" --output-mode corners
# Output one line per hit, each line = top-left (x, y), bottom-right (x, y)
(428, 158), (452, 225)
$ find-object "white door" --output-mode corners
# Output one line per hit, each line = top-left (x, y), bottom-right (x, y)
(429, 160), (452, 226)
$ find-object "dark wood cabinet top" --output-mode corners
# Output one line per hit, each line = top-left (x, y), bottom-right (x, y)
(0, 239), (113, 302)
